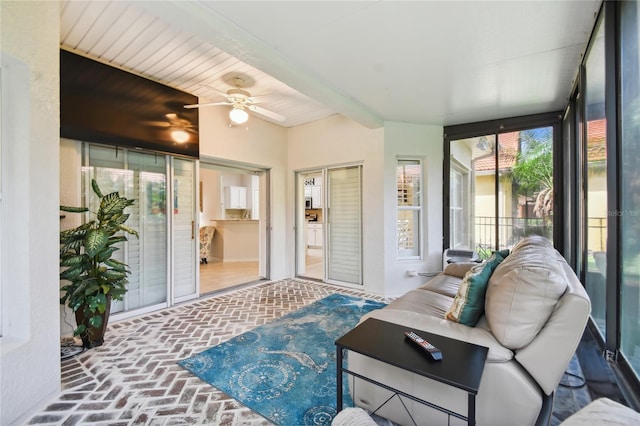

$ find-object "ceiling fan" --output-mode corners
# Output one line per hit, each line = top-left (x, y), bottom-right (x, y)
(142, 113), (197, 143)
(184, 77), (285, 124)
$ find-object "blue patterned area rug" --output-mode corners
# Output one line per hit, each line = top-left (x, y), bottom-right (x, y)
(178, 293), (386, 425)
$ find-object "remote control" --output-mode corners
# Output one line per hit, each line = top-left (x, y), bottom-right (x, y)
(405, 331), (443, 361)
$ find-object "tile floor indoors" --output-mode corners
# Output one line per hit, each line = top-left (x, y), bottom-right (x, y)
(27, 279), (620, 425)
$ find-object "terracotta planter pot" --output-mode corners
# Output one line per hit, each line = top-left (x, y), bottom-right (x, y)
(75, 296), (112, 349)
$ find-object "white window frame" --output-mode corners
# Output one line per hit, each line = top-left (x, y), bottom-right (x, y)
(449, 159), (471, 250)
(396, 158), (423, 260)
(0, 65), (3, 336)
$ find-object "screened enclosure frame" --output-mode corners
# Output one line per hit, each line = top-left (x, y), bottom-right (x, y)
(443, 112), (563, 253)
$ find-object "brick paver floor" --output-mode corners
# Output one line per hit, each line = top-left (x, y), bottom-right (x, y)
(27, 279), (388, 425)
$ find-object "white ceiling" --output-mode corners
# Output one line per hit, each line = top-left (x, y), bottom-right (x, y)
(60, 0), (601, 129)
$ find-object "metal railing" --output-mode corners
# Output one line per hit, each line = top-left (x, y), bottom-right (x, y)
(474, 216), (551, 251)
(472, 216), (607, 252)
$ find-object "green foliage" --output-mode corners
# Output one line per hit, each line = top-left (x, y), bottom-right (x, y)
(511, 130), (554, 219)
(476, 245), (493, 260)
(512, 141), (553, 194)
(60, 179), (138, 340)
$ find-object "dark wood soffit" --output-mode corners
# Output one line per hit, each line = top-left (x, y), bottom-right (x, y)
(60, 50), (199, 158)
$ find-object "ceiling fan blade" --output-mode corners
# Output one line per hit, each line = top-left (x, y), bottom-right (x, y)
(184, 101), (231, 109)
(248, 105), (285, 122)
(141, 120), (171, 127)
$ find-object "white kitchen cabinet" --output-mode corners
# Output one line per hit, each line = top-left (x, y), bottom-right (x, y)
(311, 186), (322, 208)
(307, 223), (323, 248)
(225, 186), (247, 209)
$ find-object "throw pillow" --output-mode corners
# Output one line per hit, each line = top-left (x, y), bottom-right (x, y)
(446, 252), (506, 326)
(496, 248), (510, 259)
(485, 237), (568, 350)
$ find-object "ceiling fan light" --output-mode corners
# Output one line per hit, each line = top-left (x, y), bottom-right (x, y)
(229, 107), (249, 124)
(170, 129), (189, 143)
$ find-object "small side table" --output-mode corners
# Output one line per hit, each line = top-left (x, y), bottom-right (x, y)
(335, 318), (488, 425)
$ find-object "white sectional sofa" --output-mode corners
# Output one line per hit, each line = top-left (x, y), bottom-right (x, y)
(347, 236), (591, 426)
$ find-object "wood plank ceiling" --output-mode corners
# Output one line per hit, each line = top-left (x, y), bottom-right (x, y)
(60, 0), (336, 128)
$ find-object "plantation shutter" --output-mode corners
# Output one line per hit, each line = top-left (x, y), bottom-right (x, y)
(172, 158), (197, 299)
(127, 151), (168, 309)
(327, 166), (362, 285)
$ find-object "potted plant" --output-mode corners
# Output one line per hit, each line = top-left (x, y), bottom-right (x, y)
(60, 179), (138, 348)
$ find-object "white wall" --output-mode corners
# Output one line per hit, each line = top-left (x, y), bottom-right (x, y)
(288, 115), (386, 295)
(383, 122), (444, 297)
(0, 2), (61, 424)
(199, 167), (222, 224)
(198, 106), (288, 279)
(288, 117), (443, 297)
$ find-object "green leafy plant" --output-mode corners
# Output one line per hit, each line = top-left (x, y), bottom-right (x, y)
(60, 179), (138, 347)
(512, 133), (554, 219)
(476, 245), (493, 260)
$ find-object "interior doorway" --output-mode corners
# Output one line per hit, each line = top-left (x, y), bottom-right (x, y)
(198, 159), (270, 293)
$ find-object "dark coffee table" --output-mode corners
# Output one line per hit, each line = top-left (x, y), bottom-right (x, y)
(335, 318), (488, 425)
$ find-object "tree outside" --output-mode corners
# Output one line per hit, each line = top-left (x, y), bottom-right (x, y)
(511, 127), (554, 237)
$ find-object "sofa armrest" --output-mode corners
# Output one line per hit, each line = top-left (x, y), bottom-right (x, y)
(361, 308), (514, 362)
(442, 262), (478, 278)
(515, 289), (590, 395)
(515, 259), (591, 395)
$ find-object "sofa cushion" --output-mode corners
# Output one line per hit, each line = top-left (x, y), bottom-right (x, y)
(445, 252), (506, 326)
(485, 236), (568, 350)
(418, 274), (462, 298)
(387, 287), (455, 319)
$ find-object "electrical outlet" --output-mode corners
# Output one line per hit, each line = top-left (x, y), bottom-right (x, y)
(406, 270), (418, 277)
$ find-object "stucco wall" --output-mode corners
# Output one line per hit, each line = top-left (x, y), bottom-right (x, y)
(287, 115), (385, 294)
(1, 1), (61, 424)
(383, 121), (444, 297)
(199, 167), (223, 224)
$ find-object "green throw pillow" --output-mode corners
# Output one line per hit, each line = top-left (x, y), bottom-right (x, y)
(496, 249), (510, 259)
(445, 252), (507, 326)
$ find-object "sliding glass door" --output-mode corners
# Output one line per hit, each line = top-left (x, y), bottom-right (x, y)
(619, 0), (640, 376)
(172, 158), (197, 301)
(583, 15), (607, 336)
(327, 166), (362, 285)
(296, 165), (363, 286)
(84, 144), (198, 316)
(127, 151), (170, 309)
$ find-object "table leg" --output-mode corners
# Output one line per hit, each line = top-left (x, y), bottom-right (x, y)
(336, 346), (343, 412)
(468, 393), (476, 425)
